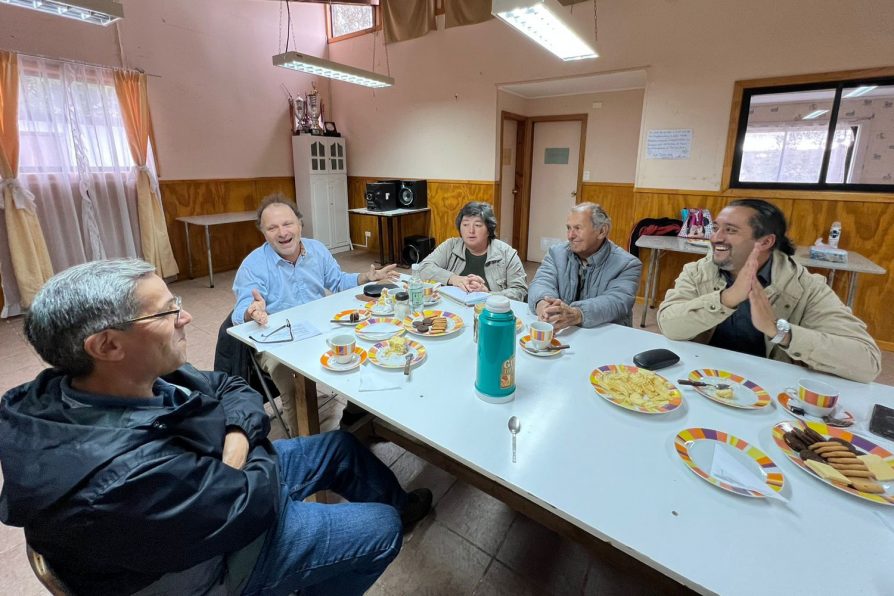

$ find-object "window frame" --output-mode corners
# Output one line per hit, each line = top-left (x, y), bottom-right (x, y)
(326, 3), (381, 43)
(723, 67), (894, 194)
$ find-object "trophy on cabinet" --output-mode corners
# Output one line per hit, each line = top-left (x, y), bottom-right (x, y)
(290, 96), (306, 135)
(306, 86), (323, 136)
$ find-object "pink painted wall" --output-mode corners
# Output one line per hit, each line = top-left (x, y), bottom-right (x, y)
(0, 0), (329, 180)
(329, 0), (894, 190)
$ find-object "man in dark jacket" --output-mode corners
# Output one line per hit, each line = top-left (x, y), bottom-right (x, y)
(0, 258), (430, 595)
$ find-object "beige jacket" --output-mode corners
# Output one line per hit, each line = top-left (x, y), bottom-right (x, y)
(657, 251), (881, 383)
(418, 237), (528, 302)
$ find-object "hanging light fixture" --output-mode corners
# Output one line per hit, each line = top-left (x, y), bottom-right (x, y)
(491, 0), (598, 61)
(272, 51), (394, 89)
(0, 0), (123, 26)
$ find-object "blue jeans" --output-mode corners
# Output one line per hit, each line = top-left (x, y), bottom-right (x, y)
(242, 431), (408, 595)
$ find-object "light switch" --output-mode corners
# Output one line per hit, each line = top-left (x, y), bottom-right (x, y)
(583, 170), (591, 181)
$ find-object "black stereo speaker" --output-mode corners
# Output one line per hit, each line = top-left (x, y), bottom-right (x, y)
(398, 180), (428, 209)
(403, 235), (435, 264)
(365, 181), (399, 211)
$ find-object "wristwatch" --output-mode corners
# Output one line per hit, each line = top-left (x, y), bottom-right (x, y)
(770, 319), (791, 344)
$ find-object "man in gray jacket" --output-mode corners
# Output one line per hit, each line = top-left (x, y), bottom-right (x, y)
(528, 203), (642, 331)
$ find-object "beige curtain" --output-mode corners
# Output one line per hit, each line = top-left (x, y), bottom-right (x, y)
(113, 70), (178, 277)
(0, 50), (53, 309)
(445, 0), (493, 28)
(383, 0), (437, 44)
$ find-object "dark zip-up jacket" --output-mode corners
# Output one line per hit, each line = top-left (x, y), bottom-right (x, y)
(0, 365), (278, 595)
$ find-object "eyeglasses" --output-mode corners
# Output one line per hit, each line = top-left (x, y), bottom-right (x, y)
(121, 296), (183, 326)
(249, 319), (294, 344)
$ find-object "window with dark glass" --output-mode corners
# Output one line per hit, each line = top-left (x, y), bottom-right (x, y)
(730, 78), (894, 192)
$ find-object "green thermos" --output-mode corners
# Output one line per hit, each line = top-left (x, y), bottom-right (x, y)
(475, 295), (516, 403)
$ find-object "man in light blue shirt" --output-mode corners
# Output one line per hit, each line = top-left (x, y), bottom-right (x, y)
(233, 194), (397, 434)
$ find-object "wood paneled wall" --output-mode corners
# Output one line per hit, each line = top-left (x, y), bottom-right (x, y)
(160, 177), (295, 280)
(584, 182), (894, 349)
(347, 177), (496, 255)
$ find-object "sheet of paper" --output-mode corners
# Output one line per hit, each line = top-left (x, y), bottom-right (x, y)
(252, 320), (321, 352)
(709, 444), (788, 502)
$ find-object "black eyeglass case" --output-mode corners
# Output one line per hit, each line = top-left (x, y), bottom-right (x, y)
(632, 348), (680, 371)
(363, 283), (398, 298)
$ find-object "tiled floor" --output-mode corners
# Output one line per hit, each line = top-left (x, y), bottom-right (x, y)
(1, 249), (891, 595)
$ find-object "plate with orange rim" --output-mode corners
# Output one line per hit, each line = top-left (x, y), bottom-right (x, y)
(590, 365), (682, 414)
(332, 309), (371, 325)
(354, 317), (405, 341)
(675, 427), (785, 498)
(686, 369), (771, 409)
(320, 347), (367, 371)
(367, 338), (426, 369)
(772, 420), (894, 506)
(402, 310), (464, 337)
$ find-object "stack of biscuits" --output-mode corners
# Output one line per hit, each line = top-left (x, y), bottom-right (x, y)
(412, 316), (448, 334)
(783, 427), (888, 494)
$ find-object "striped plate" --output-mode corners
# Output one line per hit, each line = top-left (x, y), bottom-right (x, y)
(687, 369), (771, 409)
(772, 420), (894, 506)
(590, 365), (682, 414)
(675, 427), (785, 498)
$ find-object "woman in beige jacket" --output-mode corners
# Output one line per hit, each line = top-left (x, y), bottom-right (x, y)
(418, 202), (528, 302)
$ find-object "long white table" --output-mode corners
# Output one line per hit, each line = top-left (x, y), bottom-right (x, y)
(229, 289), (894, 595)
(635, 235), (886, 327)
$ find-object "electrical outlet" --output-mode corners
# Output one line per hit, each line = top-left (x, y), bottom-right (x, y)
(365, 231), (372, 238)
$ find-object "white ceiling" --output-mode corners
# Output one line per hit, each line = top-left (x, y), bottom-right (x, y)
(498, 69), (648, 99)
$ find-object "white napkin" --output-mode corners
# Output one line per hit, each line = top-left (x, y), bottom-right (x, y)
(359, 369), (402, 392)
(709, 444), (788, 502)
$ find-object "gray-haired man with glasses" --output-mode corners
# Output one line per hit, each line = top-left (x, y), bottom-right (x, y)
(0, 258), (431, 595)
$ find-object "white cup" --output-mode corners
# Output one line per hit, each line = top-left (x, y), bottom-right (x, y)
(529, 321), (554, 350)
(784, 378), (839, 417)
(327, 334), (356, 364)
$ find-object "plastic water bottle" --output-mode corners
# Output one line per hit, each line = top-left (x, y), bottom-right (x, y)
(828, 221), (842, 248)
(475, 295), (516, 403)
(409, 264), (424, 313)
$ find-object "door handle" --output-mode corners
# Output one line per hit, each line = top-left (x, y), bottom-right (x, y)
(512, 188), (518, 195)
(571, 191), (577, 197)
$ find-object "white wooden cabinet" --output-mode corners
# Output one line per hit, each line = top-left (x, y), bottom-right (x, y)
(291, 136), (351, 254)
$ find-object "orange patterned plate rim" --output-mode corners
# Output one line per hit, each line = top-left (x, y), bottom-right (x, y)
(367, 339), (427, 368)
(687, 369), (771, 409)
(319, 347), (367, 371)
(772, 420), (894, 506)
(589, 364), (682, 414)
(402, 310), (465, 337)
(332, 309), (371, 324)
(675, 427), (785, 498)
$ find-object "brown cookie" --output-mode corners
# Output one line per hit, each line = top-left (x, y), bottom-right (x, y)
(829, 462), (869, 471)
(415, 325), (430, 333)
(783, 432), (807, 452)
(850, 479), (885, 494)
(826, 456), (860, 464)
(809, 441), (841, 451)
(830, 437), (860, 454)
(840, 469), (875, 479)
(792, 428), (816, 446)
(803, 427), (826, 443)
(799, 449), (824, 463)
(815, 446), (854, 457)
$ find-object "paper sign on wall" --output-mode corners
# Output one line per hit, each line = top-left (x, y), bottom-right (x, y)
(544, 147), (570, 164)
(646, 129), (692, 160)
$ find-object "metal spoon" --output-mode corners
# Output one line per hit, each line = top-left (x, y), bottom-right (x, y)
(404, 353), (413, 377)
(677, 379), (731, 390)
(508, 416), (521, 463)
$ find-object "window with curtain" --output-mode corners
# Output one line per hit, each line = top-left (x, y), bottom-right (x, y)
(16, 54), (143, 273)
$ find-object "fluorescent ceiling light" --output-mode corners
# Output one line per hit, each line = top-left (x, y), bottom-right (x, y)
(492, 0), (598, 61)
(273, 51), (394, 89)
(803, 109), (829, 120)
(843, 85), (877, 98)
(0, 0), (123, 26)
